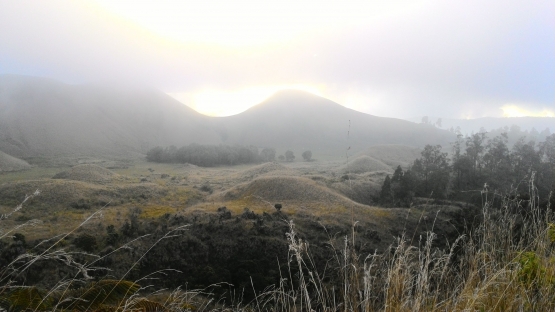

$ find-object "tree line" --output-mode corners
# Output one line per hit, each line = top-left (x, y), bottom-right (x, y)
(380, 132), (555, 208)
(146, 144), (276, 166)
(146, 144), (313, 166)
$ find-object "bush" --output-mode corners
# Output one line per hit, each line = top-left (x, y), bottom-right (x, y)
(73, 233), (97, 252)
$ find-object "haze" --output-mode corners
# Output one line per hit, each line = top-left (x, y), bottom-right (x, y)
(1, 0), (553, 118)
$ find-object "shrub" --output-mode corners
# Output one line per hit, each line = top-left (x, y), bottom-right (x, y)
(73, 233), (97, 252)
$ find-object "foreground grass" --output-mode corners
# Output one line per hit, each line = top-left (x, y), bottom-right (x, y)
(0, 173), (554, 311)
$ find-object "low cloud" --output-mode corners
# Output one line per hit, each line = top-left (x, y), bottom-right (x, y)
(1, 0), (553, 119)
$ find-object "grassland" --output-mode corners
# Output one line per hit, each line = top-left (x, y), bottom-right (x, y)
(0, 151), (482, 311)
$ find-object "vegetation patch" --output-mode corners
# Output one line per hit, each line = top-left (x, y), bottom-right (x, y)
(51, 164), (121, 184)
(340, 155), (392, 173)
(139, 205), (176, 219)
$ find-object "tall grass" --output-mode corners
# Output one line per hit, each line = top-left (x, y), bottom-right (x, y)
(1, 172), (554, 311)
(253, 172), (555, 311)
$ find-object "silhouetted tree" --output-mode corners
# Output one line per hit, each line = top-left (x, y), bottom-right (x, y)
(302, 150), (312, 161)
(260, 148), (276, 162)
(285, 150), (295, 162)
(412, 144), (450, 198)
(380, 175), (393, 206)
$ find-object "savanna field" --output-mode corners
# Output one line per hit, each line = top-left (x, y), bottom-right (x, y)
(0, 126), (554, 311)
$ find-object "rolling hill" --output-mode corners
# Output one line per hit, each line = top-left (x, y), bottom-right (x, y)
(0, 75), (456, 162)
(0, 150), (31, 172)
(214, 90), (456, 157)
(0, 75), (220, 160)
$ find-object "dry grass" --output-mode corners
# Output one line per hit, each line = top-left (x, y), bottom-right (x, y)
(0, 151), (31, 172)
(356, 144), (422, 168)
(340, 155), (392, 173)
(4, 159), (553, 311)
(52, 164), (123, 184)
(221, 176), (357, 204)
(250, 173), (555, 312)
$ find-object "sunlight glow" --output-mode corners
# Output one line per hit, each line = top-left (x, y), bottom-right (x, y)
(168, 85), (324, 116)
(501, 104), (555, 118)
(91, 0), (421, 46)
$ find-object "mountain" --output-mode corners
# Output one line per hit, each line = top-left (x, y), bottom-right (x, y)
(0, 76), (456, 162)
(407, 116), (554, 136)
(0, 75), (220, 159)
(215, 90), (456, 157)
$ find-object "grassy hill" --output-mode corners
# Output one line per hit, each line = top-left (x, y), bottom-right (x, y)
(1, 76), (456, 163)
(0, 150), (31, 172)
(355, 144), (422, 168)
(216, 90), (456, 158)
(0, 75), (220, 161)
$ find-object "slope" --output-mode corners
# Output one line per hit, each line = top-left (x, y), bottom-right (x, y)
(0, 150), (31, 172)
(0, 75), (220, 160)
(214, 90), (456, 157)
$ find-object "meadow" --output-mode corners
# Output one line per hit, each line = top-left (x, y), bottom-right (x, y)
(0, 146), (552, 311)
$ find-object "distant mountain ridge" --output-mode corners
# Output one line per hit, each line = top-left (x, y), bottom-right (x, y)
(0, 75), (456, 162)
(407, 116), (554, 136)
(216, 90), (456, 157)
(0, 75), (220, 159)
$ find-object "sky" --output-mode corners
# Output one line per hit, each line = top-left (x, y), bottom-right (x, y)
(0, 0), (553, 119)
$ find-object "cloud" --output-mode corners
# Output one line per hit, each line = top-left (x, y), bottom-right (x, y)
(0, 0), (553, 118)
(501, 104), (555, 118)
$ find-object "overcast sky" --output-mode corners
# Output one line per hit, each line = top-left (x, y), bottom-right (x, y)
(1, 0), (553, 119)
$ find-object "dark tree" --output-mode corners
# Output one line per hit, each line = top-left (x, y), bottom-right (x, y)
(412, 144), (450, 198)
(285, 150), (295, 162)
(483, 132), (511, 189)
(302, 150), (312, 161)
(146, 146), (164, 162)
(380, 175), (393, 206)
(260, 148), (276, 162)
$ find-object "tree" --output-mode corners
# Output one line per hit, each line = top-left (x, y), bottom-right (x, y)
(435, 118), (442, 128)
(146, 146), (164, 162)
(278, 155), (285, 161)
(465, 132), (488, 186)
(302, 150), (312, 161)
(285, 150), (295, 162)
(380, 175), (393, 206)
(483, 133), (511, 190)
(412, 144), (450, 198)
(511, 138), (541, 188)
(260, 148), (276, 162)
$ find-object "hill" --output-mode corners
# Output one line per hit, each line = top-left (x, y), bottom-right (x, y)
(0, 75), (220, 160)
(52, 164), (122, 184)
(340, 155), (391, 173)
(214, 90), (456, 157)
(0, 150), (31, 172)
(0, 76), (456, 162)
(407, 116), (554, 136)
(355, 144), (422, 168)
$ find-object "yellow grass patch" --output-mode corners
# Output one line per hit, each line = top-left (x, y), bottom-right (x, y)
(139, 205), (176, 219)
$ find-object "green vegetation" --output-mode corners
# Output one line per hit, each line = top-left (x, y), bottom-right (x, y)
(380, 133), (555, 207)
(1, 131), (554, 310)
(147, 144), (266, 167)
(1, 170), (554, 310)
